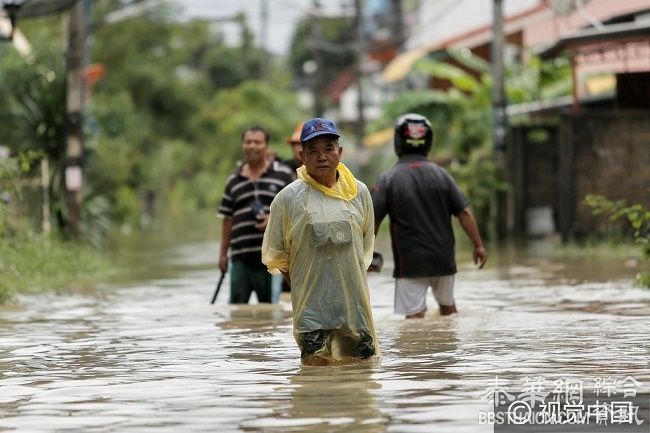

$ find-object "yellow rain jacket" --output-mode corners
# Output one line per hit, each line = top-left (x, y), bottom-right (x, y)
(262, 162), (380, 361)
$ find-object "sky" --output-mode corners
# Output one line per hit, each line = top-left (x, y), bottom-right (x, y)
(407, 0), (541, 50)
(179, 0), (543, 56)
(179, 0), (351, 55)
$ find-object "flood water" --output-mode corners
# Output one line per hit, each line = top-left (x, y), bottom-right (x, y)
(1, 234), (649, 432)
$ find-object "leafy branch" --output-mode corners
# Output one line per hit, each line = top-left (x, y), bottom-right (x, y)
(585, 194), (650, 287)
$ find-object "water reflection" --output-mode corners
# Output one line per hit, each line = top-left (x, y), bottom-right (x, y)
(377, 317), (468, 431)
(390, 317), (459, 381)
(280, 365), (384, 433)
(213, 303), (296, 363)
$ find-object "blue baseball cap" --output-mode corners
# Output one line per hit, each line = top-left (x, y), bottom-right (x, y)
(300, 117), (340, 143)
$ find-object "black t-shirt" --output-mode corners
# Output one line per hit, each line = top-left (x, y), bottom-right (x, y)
(371, 154), (469, 278)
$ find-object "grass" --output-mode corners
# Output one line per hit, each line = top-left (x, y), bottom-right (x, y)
(551, 239), (643, 260)
(0, 234), (112, 303)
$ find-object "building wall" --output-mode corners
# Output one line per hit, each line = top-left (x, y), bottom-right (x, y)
(568, 111), (650, 238)
(508, 110), (650, 240)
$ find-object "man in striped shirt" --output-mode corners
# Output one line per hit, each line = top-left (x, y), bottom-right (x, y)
(218, 126), (295, 304)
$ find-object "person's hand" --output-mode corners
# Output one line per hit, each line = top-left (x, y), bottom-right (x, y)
(254, 213), (269, 231)
(219, 254), (228, 273)
(473, 246), (487, 269)
(367, 252), (383, 272)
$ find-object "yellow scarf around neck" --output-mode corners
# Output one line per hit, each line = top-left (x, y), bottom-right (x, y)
(297, 162), (358, 201)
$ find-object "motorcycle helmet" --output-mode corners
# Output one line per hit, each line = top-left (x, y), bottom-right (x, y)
(394, 113), (433, 157)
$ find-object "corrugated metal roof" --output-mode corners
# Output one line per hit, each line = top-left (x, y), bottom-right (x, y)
(538, 20), (650, 58)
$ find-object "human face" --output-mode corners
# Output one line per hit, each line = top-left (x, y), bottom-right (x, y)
(242, 130), (268, 166)
(299, 135), (342, 186)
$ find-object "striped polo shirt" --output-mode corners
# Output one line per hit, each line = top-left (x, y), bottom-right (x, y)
(218, 160), (294, 263)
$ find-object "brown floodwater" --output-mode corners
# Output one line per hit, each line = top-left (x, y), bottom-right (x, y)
(1, 236), (649, 432)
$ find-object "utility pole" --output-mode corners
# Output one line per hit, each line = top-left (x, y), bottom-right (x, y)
(41, 158), (51, 236)
(260, 0), (269, 81)
(236, 12), (254, 79)
(390, 0), (405, 52)
(310, 0), (324, 117)
(64, 0), (86, 238)
(491, 0), (506, 156)
(491, 0), (507, 239)
(353, 0), (366, 174)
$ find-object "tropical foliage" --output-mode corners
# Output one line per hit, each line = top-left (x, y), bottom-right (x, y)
(0, 4), (303, 301)
(1, 6), (301, 241)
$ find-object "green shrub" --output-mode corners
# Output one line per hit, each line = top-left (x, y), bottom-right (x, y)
(585, 194), (650, 287)
(0, 234), (111, 302)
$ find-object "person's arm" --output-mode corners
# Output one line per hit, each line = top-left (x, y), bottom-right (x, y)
(362, 186), (375, 270)
(261, 192), (290, 275)
(219, 217), (233, 272)
(456, 207), (487, 269)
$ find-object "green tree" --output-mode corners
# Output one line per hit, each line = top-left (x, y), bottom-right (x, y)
(188, 81), (300, 206)
(0, 18), (67, 232)
(288, 15), (355, 106)
(88, 6), (295, 222)
(2, 2), (299, 237)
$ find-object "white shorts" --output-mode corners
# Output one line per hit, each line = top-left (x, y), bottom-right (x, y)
(394, 275), (456, 316)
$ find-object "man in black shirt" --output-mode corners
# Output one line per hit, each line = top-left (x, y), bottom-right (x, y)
(371, 113), (487, 318)
(218, 126), (294, 304)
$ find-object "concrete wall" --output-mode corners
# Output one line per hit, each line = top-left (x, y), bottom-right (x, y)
(508, 110), (650, 240)
(565, 111), (650, 238)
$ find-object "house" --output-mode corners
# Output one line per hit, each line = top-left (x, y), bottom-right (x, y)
(373, 0), (650, 240)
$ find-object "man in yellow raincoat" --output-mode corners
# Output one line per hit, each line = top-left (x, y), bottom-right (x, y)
(262, 118), (380, 364)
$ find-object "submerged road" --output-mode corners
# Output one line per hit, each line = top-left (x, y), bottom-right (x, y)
(1, 240), (649, 432)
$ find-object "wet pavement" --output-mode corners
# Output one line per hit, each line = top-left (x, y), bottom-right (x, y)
(1, 239), (649, 432)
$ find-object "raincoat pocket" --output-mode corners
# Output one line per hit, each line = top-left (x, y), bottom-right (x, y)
(309, 220), (353, 248)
